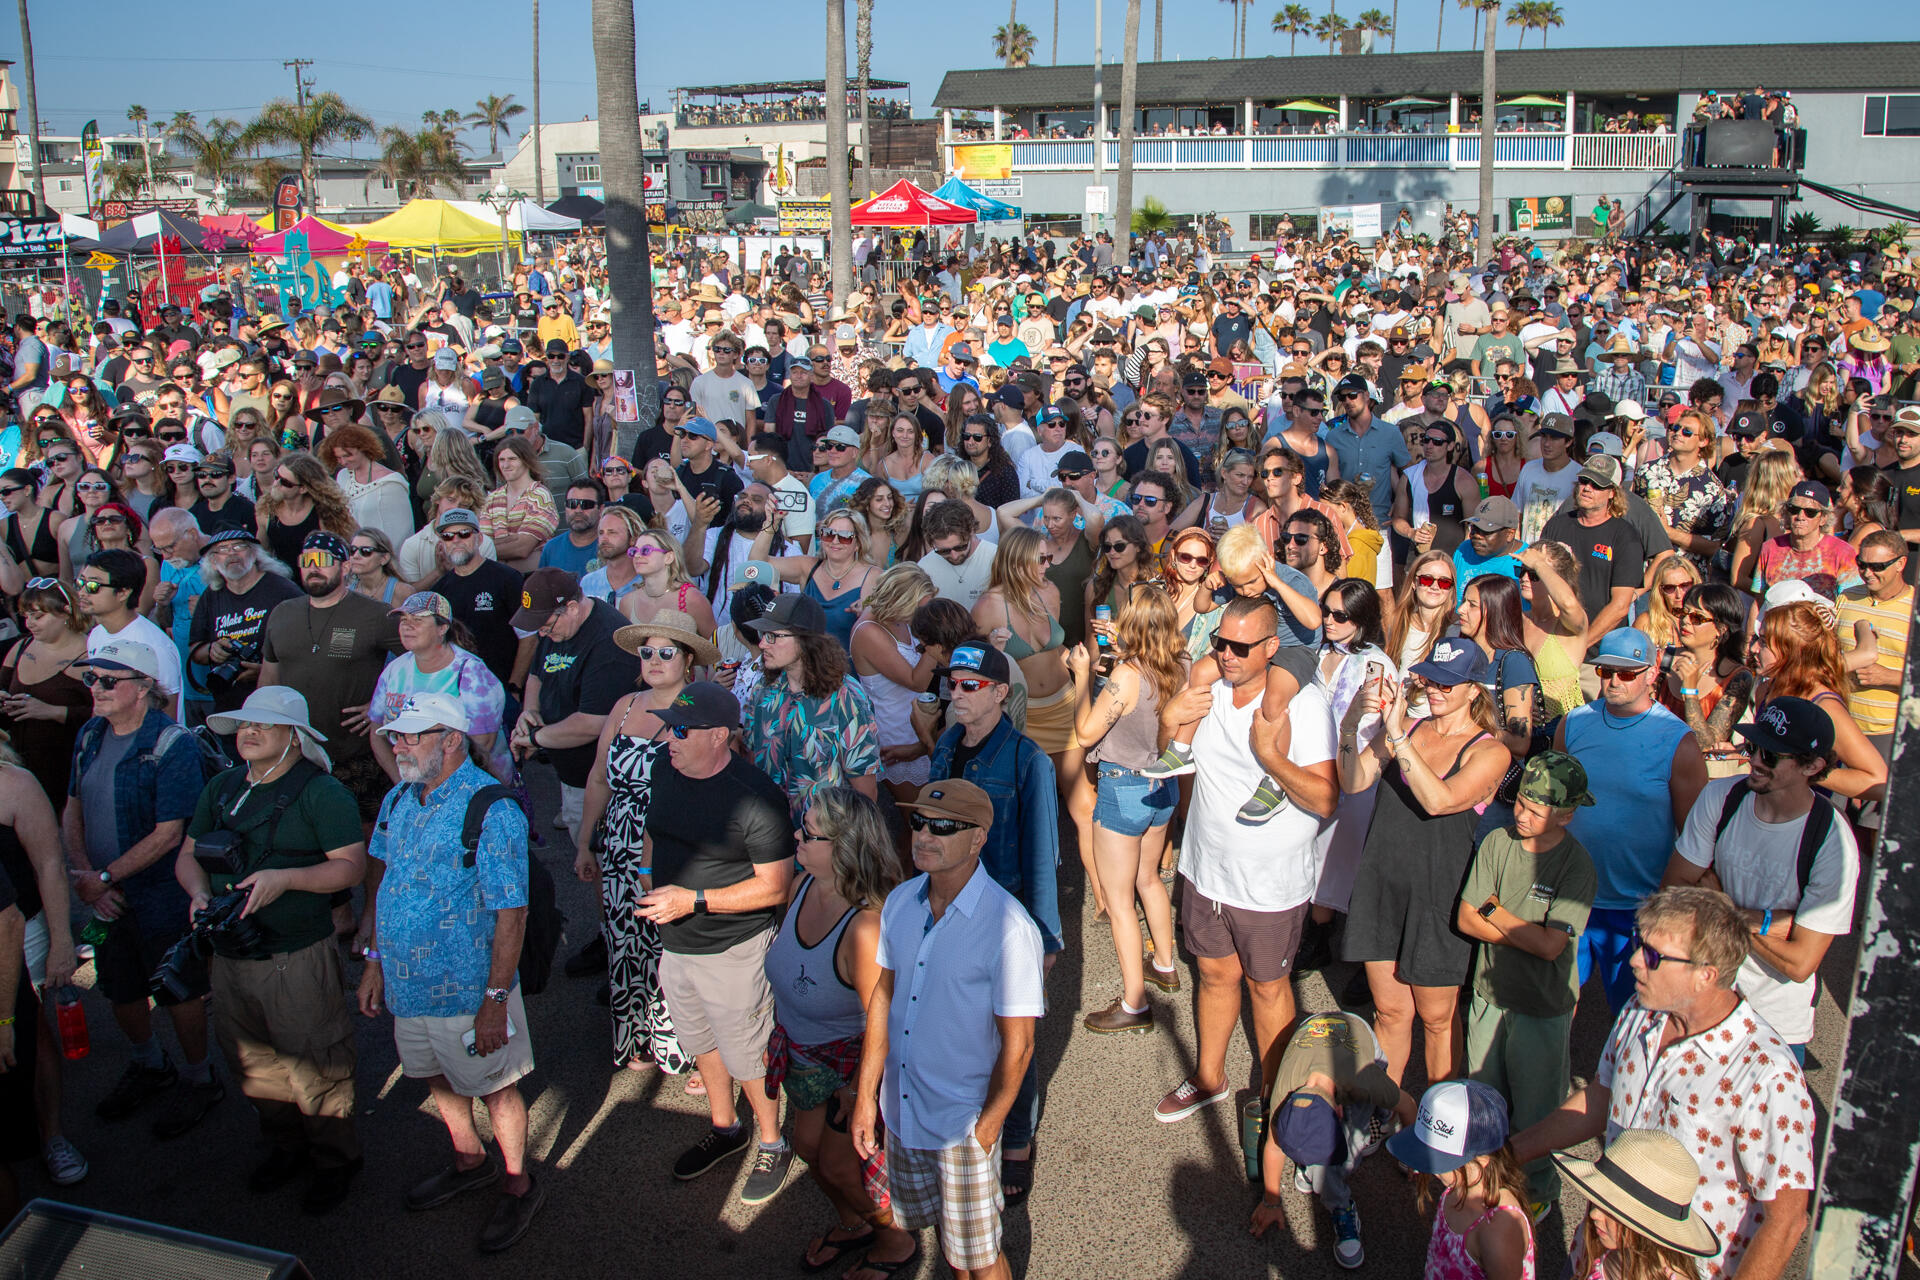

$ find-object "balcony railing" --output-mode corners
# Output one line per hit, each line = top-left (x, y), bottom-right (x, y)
(995, 132), (1677, 173)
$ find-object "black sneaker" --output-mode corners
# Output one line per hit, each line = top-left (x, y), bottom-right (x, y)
(301, 1159), (362, 1215)
(248, 1147), (311, 1194)
(564, 934), (608, 978)
(94, 1059), (178, 1122)
(478, 1175), (547, 1253)
(738, 1145), (794, 1204)
(673, 1124), (752, 1181)
(151, 1077), (226, 1140)
(407, 1157), (500, 1211)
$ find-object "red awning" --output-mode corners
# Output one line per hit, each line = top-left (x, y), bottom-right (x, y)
(848, 180), (978, 227)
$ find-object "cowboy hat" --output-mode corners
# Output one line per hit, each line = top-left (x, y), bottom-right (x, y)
(1603, 333), (1638, 355)
(205, 686), (334, 773)
(614, 610), (720, 668)
(371, 385), (417, 418)
(691, 283), (726, 305)
(1850, 323), (1891, 353)
(304, 387), (365, 421)
(1547, 354), (1585, 377)
(1553, 1130), (1719, 1258)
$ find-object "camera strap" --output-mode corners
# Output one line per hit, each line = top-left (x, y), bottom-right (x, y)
(213, 760), (324, 874)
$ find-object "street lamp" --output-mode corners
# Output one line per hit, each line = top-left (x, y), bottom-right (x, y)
(483, 179), (523, 287)
(212, 179), (228, 214)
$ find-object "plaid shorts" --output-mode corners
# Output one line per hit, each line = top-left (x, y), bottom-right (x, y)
(885, 1131), (1004, 1271)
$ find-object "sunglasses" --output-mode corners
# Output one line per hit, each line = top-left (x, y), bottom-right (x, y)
(948, 678), (995, 694)
(298, 550), (340, 569)
(1786, 505), (1826, 518)
(907, 813), (979, 836)
(89, 513), (126, 526)
(1210, 634), (1262, 658)
(76, 480), (111, 493)
(663, 399), (689, 408)
(1422, 435), (1452, 447)
(1597, 666), (1645, 683)
(1171, 550), (1210, 567)
(960, 432), (988, 443)
(1101, 541), (1132, 554)
(1630, 928), (1704, 972)
(1131, 494), (1163, 508)
(349, 545), (381, 558)
(45, 452), (76, 465)
(1415, 574), (1454, 590)
(563, 498), (601, 510)
(932, 543), (971, 560)
(439, 529), (476, 542)
(1323, 606), (1353, 624)
(1491, 429), (1517, 440)
(76, 579), (112, 595)
(1281, 531), (1314, 545)
(81, 672), (138, 690)
(636, 645), (681, 662)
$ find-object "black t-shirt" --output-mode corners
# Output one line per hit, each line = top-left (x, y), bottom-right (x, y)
(1883, 460), (1920, 585)
(447, 288), (481, 320)
(528, 372), (593, 448)
(677, 457), (744, 513)
(389, 363), (431, 407)
(190, 493), (256, 536)
(531, 600), (644, 787)
(188, 572), (306, 712)
(644, 751), (796, 954)
(431, 559), (526, 685)
(260, 592), (401, 762)
(1540, 511), (1645, 627)
(265, 506), (322, 569)
(631, 424), (673, 468)
(513, 303), (541, 337)
(1123, 435), (1203, 488)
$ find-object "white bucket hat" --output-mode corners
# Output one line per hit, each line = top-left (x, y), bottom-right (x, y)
(206, 686), (332, 773)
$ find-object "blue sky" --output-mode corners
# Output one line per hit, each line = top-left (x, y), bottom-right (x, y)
(9, 0), (1914, 145)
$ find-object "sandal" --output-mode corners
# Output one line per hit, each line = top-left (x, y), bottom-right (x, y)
(799, 1224), (875, 1273)
(846, 1244), (922, 1279)
(684, 1072), (707, 1097)
(1002, 1146), (1035, 1206)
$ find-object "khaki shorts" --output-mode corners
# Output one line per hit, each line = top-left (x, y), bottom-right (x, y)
(394, 985), (536, 1098)
(887, 1131), (1005, 1271)
(659, 930), (775, 1082)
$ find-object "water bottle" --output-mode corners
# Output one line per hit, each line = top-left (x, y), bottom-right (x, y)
(55, 985), (89, 1060)
(1094, 604), (1112, 647)
(1240, 1097), (1266, 1184)
(78, 911), (112, 948)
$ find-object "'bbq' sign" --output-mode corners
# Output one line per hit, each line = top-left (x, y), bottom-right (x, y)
(0, 215), (64, 259)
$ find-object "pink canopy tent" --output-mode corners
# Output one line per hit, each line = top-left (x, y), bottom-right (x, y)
(199, 214), (264, 245)
(251, 216), (387, 257)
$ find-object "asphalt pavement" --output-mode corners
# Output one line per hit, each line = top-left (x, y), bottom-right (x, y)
(15, 762), (1858, 1278)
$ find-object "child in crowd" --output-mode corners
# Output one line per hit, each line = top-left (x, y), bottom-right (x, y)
(1389, 1079), (1536, 1280)
(1556, 1129), (1718, 1280)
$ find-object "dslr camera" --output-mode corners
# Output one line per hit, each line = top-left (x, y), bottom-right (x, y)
(149, 832), (269, 1002)
(206, 635), (262, 698)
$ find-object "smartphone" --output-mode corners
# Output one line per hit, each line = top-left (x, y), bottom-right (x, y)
(462, 1015), (518, 1056)
(773, 489), (809, 514)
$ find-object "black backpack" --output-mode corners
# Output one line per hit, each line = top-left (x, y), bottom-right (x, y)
(1712, 780), (1837, 899)
(459, 785), (566, 997)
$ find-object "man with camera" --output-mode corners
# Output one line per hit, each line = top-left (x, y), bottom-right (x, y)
(188, 529), (303, 718)
(174, 687), (367, 1213)
(63, 639), (224, 1138)
(359, 692), (542, 1253)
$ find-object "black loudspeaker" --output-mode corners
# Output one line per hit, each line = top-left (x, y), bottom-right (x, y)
(0, 1199), (313, 1279)
(1702, 120), (1777, 167)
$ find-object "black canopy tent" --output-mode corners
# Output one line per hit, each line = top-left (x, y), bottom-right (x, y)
(545, 195), (604, 227)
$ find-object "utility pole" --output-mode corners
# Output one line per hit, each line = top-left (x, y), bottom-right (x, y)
(16, 0), (44, 212)
(1476, 2), (1497, 265)
(532, 0), (545, 204)
(283, 58), (312, 112)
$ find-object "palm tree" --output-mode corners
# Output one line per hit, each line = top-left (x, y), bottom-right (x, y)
(467, 93), (526, 156)
(1389, 0), (1398, 49)
(1356, 7), (1392, 45)
(250, 156), (294, 201)
(1313, 9), (1349, 52)
(856, 0), (874, 166)
(1531, 0), (1561, 44)
(1052, 0), (1060, 62)
(378, 125), (469, 201)
(1459, 0), (1481, 46)
(1272, 4), (1312, 54)
(171, 116), (250, 198)
(127, 103), (155, 194)
(241, 91), (374, 204)
(1115, 0), (1141, 244)
(993, 21), (1037, 66)
(826, 0), (853, 305)
(590, 0), (659, 455)
(94, 157), (144, 201)
(1221, 0), (1240, 56)
(1505, 0), (1536, 47)
(1132, 195), (1174, 234)
(1154, 0), (1163, 60)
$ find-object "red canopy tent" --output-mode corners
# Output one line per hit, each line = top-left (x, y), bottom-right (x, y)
(848, 180), (978, 228)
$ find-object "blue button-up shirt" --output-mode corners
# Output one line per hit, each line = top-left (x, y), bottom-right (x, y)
(903, 322), (955, 371)
(371, 760), (529, 1018)
(876, 863), (1045, 1149)
(928, 714), (1062, 952)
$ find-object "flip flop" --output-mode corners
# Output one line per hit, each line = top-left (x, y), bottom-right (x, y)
(846, 1244), (922, 1279)
(799, 1225), (876, 1273)
(1002, 1146), (1035, 1206)
(684, 1072), (707, 1097)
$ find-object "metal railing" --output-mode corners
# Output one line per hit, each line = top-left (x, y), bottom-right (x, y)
(999, 132), (1677, 173)
(1571, 133), (1679, 171)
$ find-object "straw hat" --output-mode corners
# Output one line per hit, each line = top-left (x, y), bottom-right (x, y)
(1553, 1130), (1719, 1257)
(304, 387), (365, 421)
(371, 385), (416, 418)
(692, 282), (726, 305)
(1850, 323), (1890, 353)
(614, 609), (719, 668)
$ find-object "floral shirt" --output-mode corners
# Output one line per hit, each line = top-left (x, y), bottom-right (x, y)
(1633, 456), (1733, 569)
(744, 674), (882, 822)
(1596, 998), (1816, 1280)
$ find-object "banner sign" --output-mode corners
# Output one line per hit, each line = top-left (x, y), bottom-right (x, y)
(0, 215), (65, 259)
(778, 199), (832, 234)
(972, 177), (1023, 198)
(1508, 195), (1572, 233)
(1318, 203), (1383, 239)
(952, 143), (1014, 182)
(80, 120), (102, 211)
(95, 197), (197, 221)
(611, 369), (639, 423)
(273, 174), (303, 231)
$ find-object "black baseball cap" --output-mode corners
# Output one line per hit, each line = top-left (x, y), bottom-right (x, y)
(743, 593), (828, 637)
(1053, 449), (1095, 475)
(946, 643), (1013, 684)
(1735, 695), (1833, 758)
(1333, 374), (1371, 401)
(1728, 411), (1765, 438)
(651, 681), (742, 731)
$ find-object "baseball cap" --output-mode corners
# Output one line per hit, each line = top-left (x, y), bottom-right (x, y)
(475, 343), (503, 360)
(1790, 480), (1832, 509)
(500, 337), (523, 354)
(821, 425), (862, 449)
(504, 405), (540, 433)
(82, 638), (162, 681)
(390, 590), (453, 622)
(744, 592), (829, 637)
(1735, 695), (1834, 759)
(432, 348), (459, 370)
(1591, 626), (1655, 670)
(1578, 455), (1624, 489)
(996, 383), (1030, 410)
(1053, 449), (1095, 475)
(1408, 636), (1489, 688)
(1587, 432), (1625, 459)
(1181, 371), (1209, 391)
(1536, 412), (1576, 439)
(1463, 496), (1520, 532)
(948, 342), (976, 364)
(948, 643), (1014, 685)
(1728, 411), (1766, 439)
(1273, 1090), (1346, 1169)
(787, 354), (814, 372)
(1208, 356), (1235, 377)
(1613, 399), (1646, 423)
(480, 368), (506, 391)
(1333, 374), (1371, 401)
(1387, 1080), (1510, 1176)
(728, 560), (777, 590)
(679, 416), (718, 442)
(379, 691), (471, 736)
(899, 779), (995, 829)
(511, 567), (584, 629)
(1516, 750), (1595, 808)
(651, 681), (742, 732)
(435, 507), (481, 533)
(836, 323), (859, 342)
(162, 443), (205, 466)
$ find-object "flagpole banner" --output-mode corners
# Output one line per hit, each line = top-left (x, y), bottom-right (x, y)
(80, 121), (102, 212)
(273, 174), (303, 232)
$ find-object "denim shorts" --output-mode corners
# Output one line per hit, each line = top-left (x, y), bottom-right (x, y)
(1093, 763), (1176, 837)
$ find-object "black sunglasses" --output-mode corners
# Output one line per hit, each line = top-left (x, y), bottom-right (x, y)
(1630, 928), (1705, 972)
(907, 813), (978, 836)
(1210, 634), (1262, 658)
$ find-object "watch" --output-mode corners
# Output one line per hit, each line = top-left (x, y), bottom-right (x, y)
(693, 888), (709, 915)
(97, 868), (114, 886)
(1478, 897), (1499, 920)
(484, 987), (511, 1004)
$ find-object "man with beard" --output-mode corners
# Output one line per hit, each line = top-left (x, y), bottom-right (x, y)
(745, 433), (813, 551)
(426, 509), (527, 691)
(686, 478), (795, 612)
(578, 506), (647, 608)
(80, 548), (186, 720)
(259, 531), (402, 825)
(537, 480), (604, 577)
(189, 530), (305, 718)
(148, 509), (211, 722)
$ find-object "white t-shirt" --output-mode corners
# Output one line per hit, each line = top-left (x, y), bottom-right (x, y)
(918, 540), (996, 609)
(1675, 778), (1858, 1043)
(1016, 441), (1075, 497)
(1182, 678), (1335, 913)
(1514, 457), (1581, 543)
(89, 616), (184, 721)
(999, 419), (1037, 466)
(689, 370), (759, 427)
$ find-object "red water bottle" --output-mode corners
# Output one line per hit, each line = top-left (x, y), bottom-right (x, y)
(55, 985), (88, 1060)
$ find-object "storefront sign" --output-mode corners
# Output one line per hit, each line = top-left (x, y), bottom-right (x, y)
(0, 215), (65, 259)
(779, 199), (833, 233)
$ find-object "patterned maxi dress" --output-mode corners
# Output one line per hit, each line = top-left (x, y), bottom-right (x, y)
(599, 701), (692, 1072)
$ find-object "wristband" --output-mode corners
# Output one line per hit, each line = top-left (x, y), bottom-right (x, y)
(1681, 688), (1700, 698)
(530, 725), (545, 749)
(362, 948), (383, 961)
(0, 1015), (12, 1028)
(1761, 908), (1773, 937)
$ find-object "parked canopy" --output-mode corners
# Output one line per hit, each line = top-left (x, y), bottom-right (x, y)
(353, 199), (514, 251)
(251, 216), (384, 257)
(545, 195), (604, 226)
(929, 177), (1021, 222)
(446, 199), (582, 233)
(849, 180), (977, 228)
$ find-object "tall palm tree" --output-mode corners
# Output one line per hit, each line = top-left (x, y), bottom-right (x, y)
(1115, 0), (1141, 258)
(15, 0), (45, 211)
(466, 94), (526, 156)
(826, 0), (853, 306)
(1052, 0), (1060, 62)
(171, 116), (250, 197)
(532, 0), (544, 203)
(1312, 9), (1349, 52)
(856, 0), (874, 167)
(1531, 0), (1561, 44)
(1272, 4), (1312, 54)
(1459, 0), (1480, 46)
(992, 21), (1037, 66)
(1221, 0), (1239, 56)
(1241, 0), (1251, 56)
(1006, 0), (1019, 65)
(1154, 0), (1163, 60)
(1504, 0), (1535, 47)
(1477, 0), (1498, 263)
(1356, 7), (1392, 45)
(1389, 0), (1398, 49)
(378, 125), (469, 201)
(590, 0), (659, 455)
(241, 91), (374, 204)
(127, 104), (155, 194)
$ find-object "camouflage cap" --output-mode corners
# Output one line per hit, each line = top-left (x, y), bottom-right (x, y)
(1517, 750), (1595, 808)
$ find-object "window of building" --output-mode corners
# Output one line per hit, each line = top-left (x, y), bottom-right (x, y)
(575, 163), (601, 182)
(697, 162), (726, 188)
(57, 178), (71, 192)
(1863, 95), (1920, 138)
(646, 161), (666, 177)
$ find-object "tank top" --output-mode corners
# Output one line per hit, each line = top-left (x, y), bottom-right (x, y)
(1424, 1199), (1535, 1280)
(4, 508), (57, 569)
(1085, 663), (1164, 769)
(763, 874), (866, 1047)
(1481, 453), (1521, 500)
(803, 567), (866, 652)
(1045, 535), (1094, 648)
(1531, 637), (1581, 719)
(0, 820), (39, 919)
(1000, 596), (1064, 662)
(1406, 462), (1471, 553)
(1294, 435), (1330, 497)
(422, 380), (470, 414)
(1564, 702), (1692, 910)
(853, 621), (918, 749)
(2, 645), (88, 800)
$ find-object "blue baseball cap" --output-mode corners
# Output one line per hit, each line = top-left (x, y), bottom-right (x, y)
(1387, 1080), (1510, 1175)
(1408, 636), (1489, 688)
(1273, 1090), (1345, 1168)
(680, 416), (718, 441)
(1591, 626), (1655, 671)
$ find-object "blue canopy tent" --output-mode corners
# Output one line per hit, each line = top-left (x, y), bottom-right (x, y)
(930, 177), (1021, 222)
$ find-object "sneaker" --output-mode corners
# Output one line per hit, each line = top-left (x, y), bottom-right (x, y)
(94, 1059), (177, 1121)
(673, 1123), (752, 1180)
(1293, 1163), (1313, 1195)
(1293, 919), (1335, 974)
(1236, 778), (1294, 823)
(1359, 1111), (1398, 1158)
(1144, 963), (1181, 993)
(41, 1137), (89, 1186)
(248, 1147), (311, 1194)
(406, 1157), (500, 1211)
(1140, 742), (1196, 780)
(150, 1077), (226, 1140)
(478, 1175), (546, 1253)
(301, 1159), (362, 1215)
(564, 934), (608, 978)
(1154, 1077), (1230, 1123)
(1332, 1204), (1364, 1268)
(1083, 998), (1155, 1034)
(739, 1144), (794, 1205)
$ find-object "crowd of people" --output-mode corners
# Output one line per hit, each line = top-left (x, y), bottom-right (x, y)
(0, 212), (1910, 1280)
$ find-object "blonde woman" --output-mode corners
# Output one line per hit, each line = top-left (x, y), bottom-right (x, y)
(1386, 548), (1460, 710)
(345, 527), (412, 606)
(1634, 552), (1702, 649)
(923, 452), (999, 543)
(754, 507), (878, 651)
(616, 528), (717, 636)
(848, 563), (941, 799)
(1724, 449), (1803, 590)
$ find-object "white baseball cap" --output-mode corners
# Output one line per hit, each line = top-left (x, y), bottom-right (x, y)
(83, 638), (163, 681)
(378, 691), (471, 736)
(162, 443), (205, 466)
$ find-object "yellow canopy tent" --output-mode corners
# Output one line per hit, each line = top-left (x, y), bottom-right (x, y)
(355, 199), (520, 257)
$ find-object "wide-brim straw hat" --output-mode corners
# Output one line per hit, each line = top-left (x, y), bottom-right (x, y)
(614, 610), (719, 668)
(1850, 324), (1890, 353)
(1553, 1130), (1720, 1258)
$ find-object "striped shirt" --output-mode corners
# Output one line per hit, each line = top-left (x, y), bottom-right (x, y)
(1836, 584), (1912, 737)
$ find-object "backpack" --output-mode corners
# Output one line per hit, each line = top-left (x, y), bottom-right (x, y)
(1712, 779), (1837, 900)
(78, 718), (231, 788)
(459, 784), (565, 997)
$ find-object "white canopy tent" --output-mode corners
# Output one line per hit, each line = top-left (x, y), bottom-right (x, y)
(448, 200), (582, 234)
